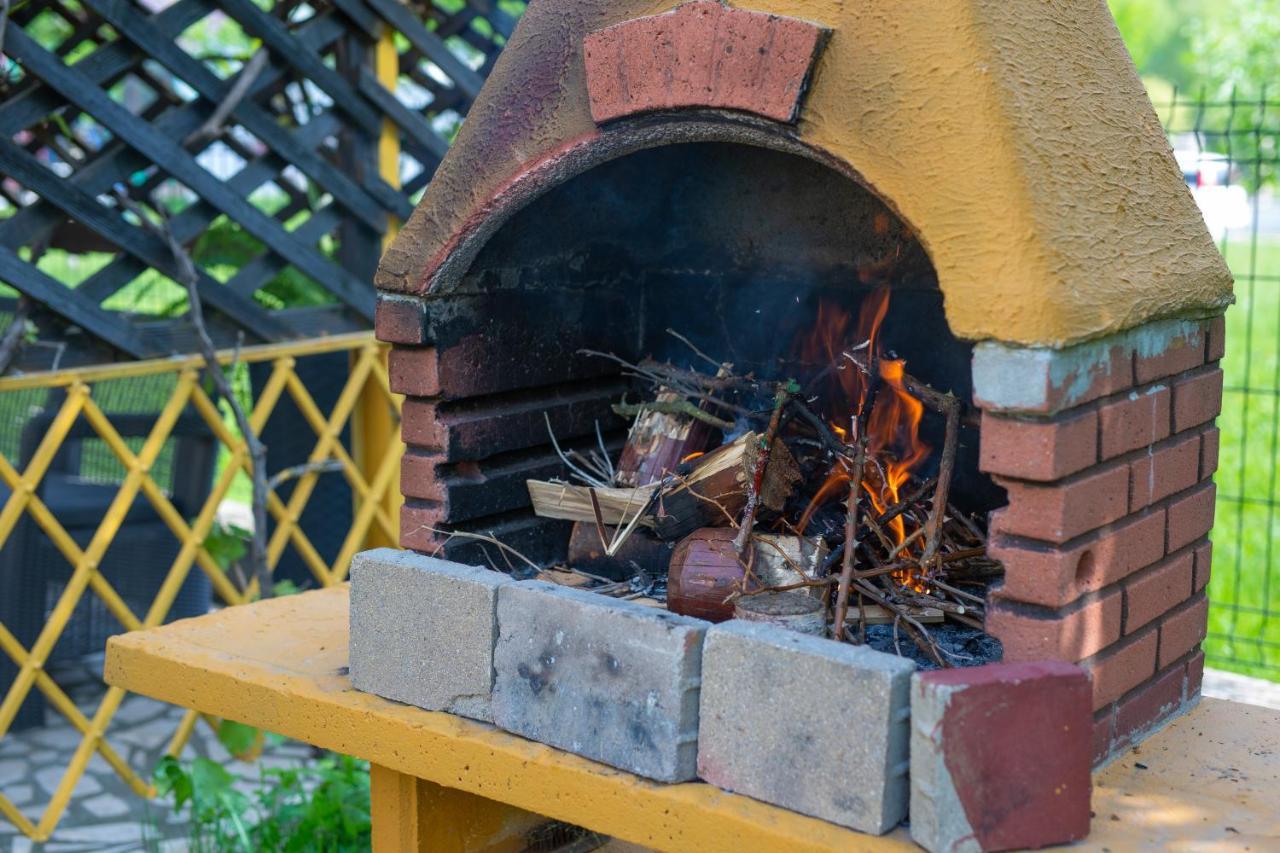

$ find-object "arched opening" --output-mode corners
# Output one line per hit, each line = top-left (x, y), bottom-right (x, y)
(457, 141), (1004, 520)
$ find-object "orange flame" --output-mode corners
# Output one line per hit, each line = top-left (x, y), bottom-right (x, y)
(795, 287), (931, 589)
(799, 288), (890, 424)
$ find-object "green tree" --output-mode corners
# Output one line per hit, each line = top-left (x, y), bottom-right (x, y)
(1108, 0), (1189, 86)
(1185, 0), (1280, 96)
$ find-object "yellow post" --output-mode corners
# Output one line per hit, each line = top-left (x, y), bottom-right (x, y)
(354, 27), (405, 552)
(370, 764), (546, 853)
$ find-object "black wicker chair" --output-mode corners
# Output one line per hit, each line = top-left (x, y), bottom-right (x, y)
(0, 396), (216, 729)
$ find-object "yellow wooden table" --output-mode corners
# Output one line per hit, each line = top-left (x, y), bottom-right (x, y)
(104, 586), (1280, 852)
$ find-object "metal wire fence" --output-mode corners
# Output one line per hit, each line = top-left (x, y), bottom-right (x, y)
(1160, 89), (1280, 679)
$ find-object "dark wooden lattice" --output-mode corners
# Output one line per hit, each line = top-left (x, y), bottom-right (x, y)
(0, 0), (518, 370)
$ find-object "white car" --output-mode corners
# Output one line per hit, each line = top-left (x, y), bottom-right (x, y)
(1174, 147), (1251, 240)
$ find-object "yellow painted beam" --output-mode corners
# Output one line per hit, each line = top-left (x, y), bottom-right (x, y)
(104, 587), (1280, 851)
(0, 332), (378, 392)
(371, 765), (546, 853)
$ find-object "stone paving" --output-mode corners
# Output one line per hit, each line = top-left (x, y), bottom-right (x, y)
(1, 650), (1278, 851)
(0, 654), (314, 852)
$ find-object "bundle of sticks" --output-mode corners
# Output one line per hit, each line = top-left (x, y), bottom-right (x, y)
(524, 324), (1000, 667)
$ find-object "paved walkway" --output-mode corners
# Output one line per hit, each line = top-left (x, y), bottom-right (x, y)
(0, 655), (313, 852)
(2, 660), (1278, 851)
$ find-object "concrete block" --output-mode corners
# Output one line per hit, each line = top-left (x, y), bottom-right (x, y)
(697, 620), (915, 835)
(349, 548), (510, 722)
(492, 581), (708, 782)
(911, 661), (1092, 853)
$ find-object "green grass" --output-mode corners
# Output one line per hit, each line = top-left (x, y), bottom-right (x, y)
(1206, 237), (1280, 680)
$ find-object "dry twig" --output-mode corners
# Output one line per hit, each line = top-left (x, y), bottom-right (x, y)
(733, 381), (794, 553)
(831, 438), (867, 640)
(117, 190), (273, 599)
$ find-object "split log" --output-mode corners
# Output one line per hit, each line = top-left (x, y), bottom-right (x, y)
(615, 387), (716, 487)
(566, 522), (673, 581)
(535, 569), (594, 588)
(843, 605), (944, 626)
(526, 480), (658, 527)
(733, 592), (825, 635)
(526, 430), (798, 538)
(652, 431), (802, 540)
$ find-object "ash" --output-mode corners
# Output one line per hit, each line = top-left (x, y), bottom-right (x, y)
(863, 623), (1002, 671)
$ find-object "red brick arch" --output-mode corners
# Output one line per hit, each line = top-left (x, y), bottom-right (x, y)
(583, 1), (829, 125)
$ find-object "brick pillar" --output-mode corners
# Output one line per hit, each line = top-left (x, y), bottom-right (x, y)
(973, 316), (1224, 766)
(375, 292), (638, 565)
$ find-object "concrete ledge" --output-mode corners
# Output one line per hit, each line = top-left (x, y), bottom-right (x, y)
(697, 620), (914, 835)
(972, 317), (1211, 416)
(349, 548), (510, 722)
(492, 580), (708, 782)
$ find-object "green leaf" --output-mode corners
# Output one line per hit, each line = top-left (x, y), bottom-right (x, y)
(272, 579), (302, 597)
(216, 720), (261, 760)
(190, 757), (235, 799)
(153, 756), (193, 808)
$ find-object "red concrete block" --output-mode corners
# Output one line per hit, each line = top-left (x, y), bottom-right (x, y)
(979, 409), (1098, 481)
(910, 661), (1092, 853)
(1097, 386), (1171, 459)
(1114, 662), (1186, 750)
(1128, 432), (1201, 512)
(1172, 368), (1224, 432)
(1206, 315), (1226, 362)
(1193, 540), (1213, 592)
(583, 2), (828, 125)
(1200, 427), (1220, 480)
(1123, 551), (1194, 634)
(1187, 650), (1206, 697)
(992, 462), (1130, 544)
(375, 296), (427, 345)
(388, 347), (442, 398)
(991, 508), (1167, 609)
(1166, 482), (1217, 553)
(1134, 324), (1206, 384)
(1089, 627), (1157, 710)
(987, 589), (1122, 662)
(1158, 594), (1209, 668)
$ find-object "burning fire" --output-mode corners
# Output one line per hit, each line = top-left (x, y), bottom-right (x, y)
(797, 287), (931, 589)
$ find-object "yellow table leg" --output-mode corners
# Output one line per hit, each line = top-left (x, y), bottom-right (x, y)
(370, 764), (548, 853)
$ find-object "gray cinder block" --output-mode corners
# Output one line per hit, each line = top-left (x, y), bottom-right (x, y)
(492, 580), (708, 782)
(697, 620), (915, 834)
(348, 548), (510, 722)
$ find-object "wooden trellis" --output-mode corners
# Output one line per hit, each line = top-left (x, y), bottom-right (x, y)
(0, 0), (517, 370)
(0, 0), (519, 841)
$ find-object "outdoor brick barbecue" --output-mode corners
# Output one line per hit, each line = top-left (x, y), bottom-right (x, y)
(363, 0), (1233, 833)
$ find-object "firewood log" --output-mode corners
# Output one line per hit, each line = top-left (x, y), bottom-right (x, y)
(526, 480), (658, 527)
(566, 521), (674, 581)
(734, 591), (826, 635)
(525, 431), (800, 539)
(844, 605), (944, 626)
(667, 528), (744, 622)
(615, 388), (715, 487)
(666, 528), (821, 621)
(651, 431), (801, 540)
(752, 533), (828, 599)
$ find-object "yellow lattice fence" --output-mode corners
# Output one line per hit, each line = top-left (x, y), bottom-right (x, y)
(0, 332), (401, 840)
